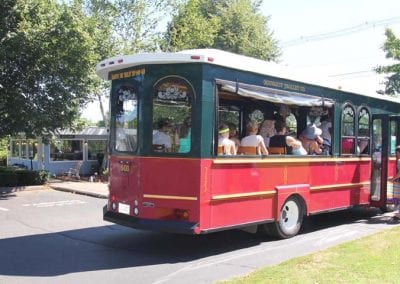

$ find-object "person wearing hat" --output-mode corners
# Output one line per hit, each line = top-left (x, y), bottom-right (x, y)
(300, 123), (323, 154)
(218, 123), (236, 155)
(153, 118), (173, 152)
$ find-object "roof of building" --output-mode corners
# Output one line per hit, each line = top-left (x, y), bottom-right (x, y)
(57, 127), (108, 139)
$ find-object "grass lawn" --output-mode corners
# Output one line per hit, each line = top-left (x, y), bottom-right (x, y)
(225, 226), (400, 283)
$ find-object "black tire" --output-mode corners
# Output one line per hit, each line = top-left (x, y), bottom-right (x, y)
(265, 196), (304, 239)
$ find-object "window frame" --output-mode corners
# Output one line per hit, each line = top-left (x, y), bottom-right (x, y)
(112, 82), (140, 154)
(341, 102), (356, 155)
(356, 105), (371, 156)
(151, 75), (195, 155)
(50, 139), (84, 161)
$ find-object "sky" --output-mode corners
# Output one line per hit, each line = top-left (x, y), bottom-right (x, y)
(83, 0), (400, 122)
(262, 0), (400, 94)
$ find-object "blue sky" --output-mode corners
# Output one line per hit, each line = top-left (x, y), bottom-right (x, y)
(262, 0), (400, 94)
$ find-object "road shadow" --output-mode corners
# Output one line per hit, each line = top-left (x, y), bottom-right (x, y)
(0, 187), (23, 200)
(0, 206), (397, 277)
(0, 225), (269, 277)
(0, 192), (17, 200)
(0, 186), (45, 200)
(300, 207), (400, 234)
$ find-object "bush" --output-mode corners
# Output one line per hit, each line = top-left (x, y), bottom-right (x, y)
(0, 167), (49, 187)
(0, 171), (18, 187)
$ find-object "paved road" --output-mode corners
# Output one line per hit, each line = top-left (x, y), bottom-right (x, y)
(1, 187), (399, 283)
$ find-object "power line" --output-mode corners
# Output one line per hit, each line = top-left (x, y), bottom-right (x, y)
(287, 54), (385, 69)
(328, 70), (375, 77)
(281, 16), (400, 47)
(327, 69), (391, 80)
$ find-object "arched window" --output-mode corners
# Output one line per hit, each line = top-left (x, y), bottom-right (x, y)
(248, 109), (264, 125)
(357, 106), (370, 155)
(285, 113), (297, 134)
(114, 85), (138, 152)
(152, 76), (194, 153)
(341, 103), (356, 154)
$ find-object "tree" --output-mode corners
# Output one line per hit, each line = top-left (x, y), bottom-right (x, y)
(376, 28), (400, 96)
(0, 138), (8, 164)
(162, 0), (220, 51)
(0, 0), (97, 138)
(216, 0), (280, 61)
(163, 0), (280, 61)
(82, 0), (176, 126)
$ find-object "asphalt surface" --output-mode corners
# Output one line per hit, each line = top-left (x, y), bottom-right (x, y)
(0, 184), (399, 283)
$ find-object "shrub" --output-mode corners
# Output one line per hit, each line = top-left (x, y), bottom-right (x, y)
(0, 167), (49, 187)
(0, 171), (18, 187)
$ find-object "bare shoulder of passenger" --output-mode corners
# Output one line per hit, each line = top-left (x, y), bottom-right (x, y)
(286, 136), (299, 146)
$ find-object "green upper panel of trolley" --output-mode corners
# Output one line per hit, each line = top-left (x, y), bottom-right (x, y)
(96, 48), (400, 104)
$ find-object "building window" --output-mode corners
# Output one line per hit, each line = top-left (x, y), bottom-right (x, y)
(11, 140), (20, 157)
(50, 140), (83, 161)
(88, 140), (107, 161)
(27, 141), (37, 160)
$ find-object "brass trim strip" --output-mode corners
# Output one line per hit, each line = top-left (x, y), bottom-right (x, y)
(143, 194), (198, 201)
(310, 182), (370, 192)
(213, 157), (371, 165)
(211, 190), (276, 201)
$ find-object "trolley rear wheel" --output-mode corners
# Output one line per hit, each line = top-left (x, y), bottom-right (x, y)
(261, 196), (304, 239)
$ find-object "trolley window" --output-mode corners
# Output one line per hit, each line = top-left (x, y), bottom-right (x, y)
(114, 85), (138, 152)
(341, 103), (356, 155)
(357, 107), (370, 155)
(152, 76), (194, 154)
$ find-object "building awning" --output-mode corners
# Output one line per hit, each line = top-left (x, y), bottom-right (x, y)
(57, 127), (109, 140)
(216, 79), (335, 107)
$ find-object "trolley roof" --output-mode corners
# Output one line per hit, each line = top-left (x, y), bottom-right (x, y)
(96, 48), (400, 104)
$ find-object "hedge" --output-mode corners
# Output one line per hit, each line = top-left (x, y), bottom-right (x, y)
(0, 167), (49, 187)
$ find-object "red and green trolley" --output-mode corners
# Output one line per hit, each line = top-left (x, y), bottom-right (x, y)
(96, 49), (400, 238)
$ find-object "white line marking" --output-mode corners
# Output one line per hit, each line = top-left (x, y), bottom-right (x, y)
(22, 200), (87, 208)
(0, 206), (9, 211)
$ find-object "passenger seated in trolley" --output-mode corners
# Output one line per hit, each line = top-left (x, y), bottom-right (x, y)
(259, 119), (276, 147)
(320, 116), (332, 155)
(240, 121), (268, 155)
(152, 117), (173, 152)
(299, 122), (323, 155)
(175, 116), (191, 153)
(227, 122), (241, 152)
(269, 120), (307, 155)
(218, 123), (236, 155)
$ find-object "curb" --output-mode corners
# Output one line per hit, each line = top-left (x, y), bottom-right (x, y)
(49, 185), (108, 199)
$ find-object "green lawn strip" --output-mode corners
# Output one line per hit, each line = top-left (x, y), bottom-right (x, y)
(224, 226), (400, 284)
